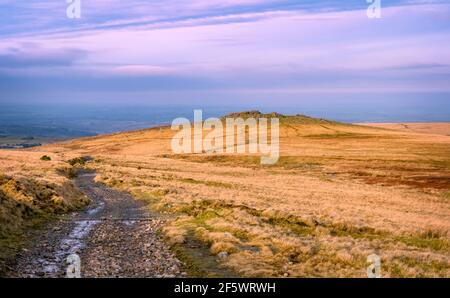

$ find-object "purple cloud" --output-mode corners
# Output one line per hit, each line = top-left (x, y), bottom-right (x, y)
(0, 1), (449, 102)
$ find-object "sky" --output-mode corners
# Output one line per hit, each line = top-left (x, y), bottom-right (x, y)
(0, 0), (450, 108)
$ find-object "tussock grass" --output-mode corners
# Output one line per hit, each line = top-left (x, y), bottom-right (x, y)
(179, 178), (234, 189)
(303, 133), (376, 139)
(94, 153), (450, 277)
(103, 172), (449, 276)
(0, 175), (89, 274)
(442, 191), (450, 200)
(67, 156), (91, 166)
(0, 151), (91, 274)
(55, 166), (79, 179)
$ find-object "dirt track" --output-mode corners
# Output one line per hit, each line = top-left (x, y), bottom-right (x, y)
(6, 171), (184, 278)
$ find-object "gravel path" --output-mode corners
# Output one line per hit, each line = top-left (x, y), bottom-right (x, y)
(6, 171), (185, 278)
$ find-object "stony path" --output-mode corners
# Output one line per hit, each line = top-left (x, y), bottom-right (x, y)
(6, 171), (184, 278)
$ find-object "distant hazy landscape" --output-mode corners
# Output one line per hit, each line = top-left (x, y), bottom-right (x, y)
(1, 97), (449, 147)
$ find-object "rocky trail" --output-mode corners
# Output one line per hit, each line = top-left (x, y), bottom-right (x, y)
(6, 171), (185, 278)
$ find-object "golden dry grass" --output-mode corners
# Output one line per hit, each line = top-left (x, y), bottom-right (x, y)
(358, 122), (450, 136)
(0, 150), (90, 272)
(2, 115), (449, 277)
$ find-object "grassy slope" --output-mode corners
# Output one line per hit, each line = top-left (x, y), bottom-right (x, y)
(2, 112), (449, 277)
(0, 151), (90, 274)
(358, 122), (450, 137)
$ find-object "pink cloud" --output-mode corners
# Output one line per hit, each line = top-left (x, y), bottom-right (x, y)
(1, 3), (449, 93)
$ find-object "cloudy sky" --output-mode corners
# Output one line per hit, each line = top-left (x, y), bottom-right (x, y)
(0, 0), (449, 106)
